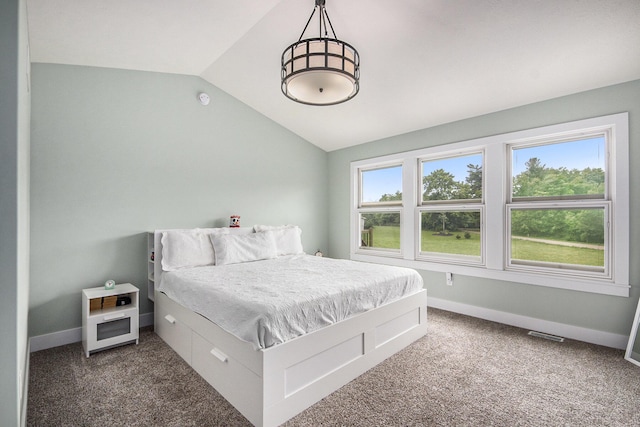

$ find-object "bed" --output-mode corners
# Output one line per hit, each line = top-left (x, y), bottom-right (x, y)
(153, 226), (427, 427)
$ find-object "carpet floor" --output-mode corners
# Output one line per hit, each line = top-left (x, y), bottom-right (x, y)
(27, 308), (640, 426)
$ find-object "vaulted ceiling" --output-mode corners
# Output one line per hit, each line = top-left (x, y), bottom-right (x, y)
(26, 0), (640, 151)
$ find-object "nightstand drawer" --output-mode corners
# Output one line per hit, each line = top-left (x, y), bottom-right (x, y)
(86, 307), (139, 353)
(97, 316), (131, 341)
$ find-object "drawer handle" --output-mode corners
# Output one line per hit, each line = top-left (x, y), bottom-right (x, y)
(210, 347), (228, 363)
(103, 313), (126, 321)
(164, 314), (176, 324)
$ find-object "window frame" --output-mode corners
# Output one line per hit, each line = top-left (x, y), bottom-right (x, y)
(416, 205), (485, 266)
(505, 202), (610, 278)
(350, 113), (629, 297)
(416, 149), (485, 265)
(353, 160), (405, 257)
(508, 133), (608, 202)
(419, 150), (485, 205)
(356, 209), (403, 256)
(505, 131), (611, 279)
(358, 163), (403, 208)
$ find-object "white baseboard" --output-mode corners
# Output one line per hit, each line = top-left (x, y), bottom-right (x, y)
(428, 297), (629, 350)
(29, 312), (154, 353)
(31, 304), (628, 352)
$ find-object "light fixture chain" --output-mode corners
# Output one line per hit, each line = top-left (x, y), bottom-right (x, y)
(322, 7), (338, 39)
(298, 1), (339, 42)
(297, 7), (318, 42)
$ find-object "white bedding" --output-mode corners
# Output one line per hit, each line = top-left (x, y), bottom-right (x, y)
(158, 254), (423, 349)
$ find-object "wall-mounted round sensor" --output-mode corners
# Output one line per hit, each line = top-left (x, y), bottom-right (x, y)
(198, 92), (210, 106)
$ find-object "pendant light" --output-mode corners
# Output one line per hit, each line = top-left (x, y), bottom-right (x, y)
(281, 0), (360, 106)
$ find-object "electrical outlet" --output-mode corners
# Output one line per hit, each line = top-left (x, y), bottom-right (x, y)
(446, 272), (453, 286)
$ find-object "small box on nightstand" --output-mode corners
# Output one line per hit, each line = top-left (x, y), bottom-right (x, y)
(102, 295), (117, 309)
(89, 298), (102, 312)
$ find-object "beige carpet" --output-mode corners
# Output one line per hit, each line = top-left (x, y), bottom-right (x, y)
(28, 308), (640, 426)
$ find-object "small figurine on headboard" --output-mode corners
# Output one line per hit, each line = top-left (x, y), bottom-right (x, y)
(230, 215), (241, 228)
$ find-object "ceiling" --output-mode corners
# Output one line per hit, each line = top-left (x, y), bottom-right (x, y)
(26, 0), (640, 152)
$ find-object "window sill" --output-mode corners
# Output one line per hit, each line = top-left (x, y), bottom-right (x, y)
(351, 253), (630, 297)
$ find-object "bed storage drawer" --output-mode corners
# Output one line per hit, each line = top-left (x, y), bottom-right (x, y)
(156, 295), (192, 364)
(191, 332), (263, 425)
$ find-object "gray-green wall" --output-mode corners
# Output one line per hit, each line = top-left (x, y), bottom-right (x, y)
(1, 0), (30, 425)
(328, 80), (640, 338)
(27, 65), (640, 343)
(29, 64), (328, 337)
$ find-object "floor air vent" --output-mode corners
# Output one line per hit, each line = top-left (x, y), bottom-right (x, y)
(528, 331), (565, 342)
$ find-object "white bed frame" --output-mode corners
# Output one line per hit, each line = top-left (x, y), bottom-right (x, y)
(153, 229), (428, 427)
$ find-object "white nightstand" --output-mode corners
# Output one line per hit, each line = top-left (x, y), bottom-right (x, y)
(82, 283), (139, 357)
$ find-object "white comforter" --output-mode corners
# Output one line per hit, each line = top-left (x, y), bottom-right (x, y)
(158, 254), (423, 349)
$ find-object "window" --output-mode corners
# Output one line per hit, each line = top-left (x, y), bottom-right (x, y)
(356, 164), (403, 253)
(507, 135), (609, 278)
(508, 206), (606, 273)
(418, 153), (484, 264)
(419, 209), (482, 261)
(350, 113), (629, 297)
(510, 136), (606, 201)
(421, 153), (483, 203)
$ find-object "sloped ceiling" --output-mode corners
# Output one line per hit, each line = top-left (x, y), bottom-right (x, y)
(27, 0), (640, 152)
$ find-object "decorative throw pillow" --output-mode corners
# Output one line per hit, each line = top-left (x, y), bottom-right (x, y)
(211, 230), (278, 265)
(161, 228), (228, 271)
(253, 225), (304, 256)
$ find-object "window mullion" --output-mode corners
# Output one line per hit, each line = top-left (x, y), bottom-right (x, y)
(485, 143), (504, 270)
(402, 158), (416, 260)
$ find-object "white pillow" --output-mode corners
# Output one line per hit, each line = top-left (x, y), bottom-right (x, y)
(161, 228), (228, 271)
(253, 225), (304, 256)
(271, 227), (304, 256)
(253, 224), (295, 232)
(211, 231), (278, 265)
